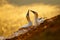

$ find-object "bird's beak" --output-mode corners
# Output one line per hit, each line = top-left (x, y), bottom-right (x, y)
(30, 10), (37, 14)
(26, 10), (29, 17)
(30, 10), (38, 17)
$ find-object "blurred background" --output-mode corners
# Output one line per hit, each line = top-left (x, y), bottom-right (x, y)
(0, 0), (60, 38)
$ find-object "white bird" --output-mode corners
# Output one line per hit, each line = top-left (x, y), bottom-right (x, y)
(21, 10), (32, 28)
(30, 10), (45, 26)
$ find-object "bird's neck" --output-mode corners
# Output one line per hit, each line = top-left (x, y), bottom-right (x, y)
(27, 19), (31, 22)
(28, 21), (32, 25)
(34, 17), (38, 26)
(27, 18), (32, 26)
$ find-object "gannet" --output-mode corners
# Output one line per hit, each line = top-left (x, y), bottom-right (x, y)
(30, 10), (45, 26)
(21, 10), (32, 28)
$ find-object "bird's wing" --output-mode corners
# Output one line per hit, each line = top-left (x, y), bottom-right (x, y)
(38, 18), (45, 25)
(22, 22), (32, 28)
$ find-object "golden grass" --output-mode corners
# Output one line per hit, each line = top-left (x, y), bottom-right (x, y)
(0, 3), (60, 37)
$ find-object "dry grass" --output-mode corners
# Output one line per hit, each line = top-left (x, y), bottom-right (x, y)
(0, 1), (60, 37)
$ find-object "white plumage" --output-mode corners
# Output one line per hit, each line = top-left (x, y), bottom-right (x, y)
(30, 10), (45, 26)
(21, 22), (32, 28)
(21, 10), (32, 28)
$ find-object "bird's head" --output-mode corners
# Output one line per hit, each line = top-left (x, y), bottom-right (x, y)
(26, 10), (29, 18)
(30, 10), (38, 19)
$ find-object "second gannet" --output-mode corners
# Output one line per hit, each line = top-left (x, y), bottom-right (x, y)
(30, 10), (45, 26)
